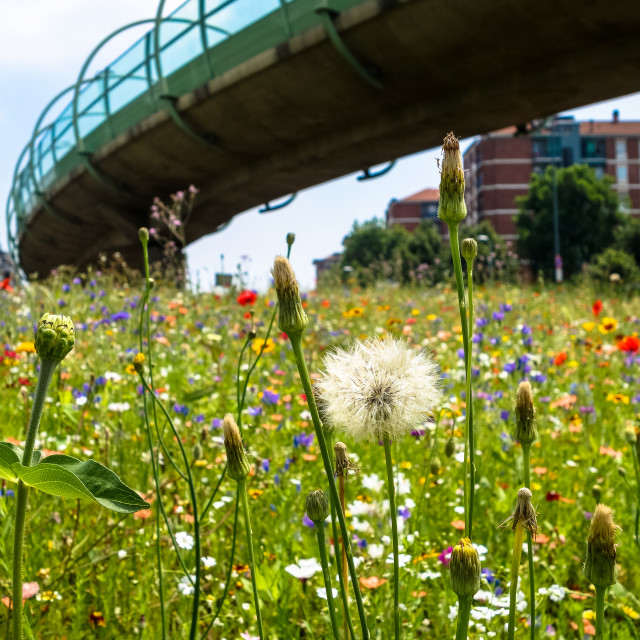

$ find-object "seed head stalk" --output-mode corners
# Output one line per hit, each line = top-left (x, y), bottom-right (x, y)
(523, 444), (536, 640)
(384, 437), (401, 640)
(289, 333), (370, 639)
(508, 523), (526, 640)
(448, 223), (475, 537)
(455, 597), (472, 640)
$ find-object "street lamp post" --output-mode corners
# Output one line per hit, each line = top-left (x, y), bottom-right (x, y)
(552, 165), (563, 283)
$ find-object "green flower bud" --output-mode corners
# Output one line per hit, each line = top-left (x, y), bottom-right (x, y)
(305, 490), (329, 523)
(35, 314), (75, 363)
(592, 484), (602, 503)
(272, 256), (308, 336)
(584, 504), (618, 589)
(139, 227), (149, 243)
(192, 443), (203, 462)
(444, 437), (456, 458)
(618, 466), (627, 478)
(461, 238), (478, 263)
(223, 414), (250, 482)
(286, 233), (296, 248)
(514, 381), (538, 445)
(450, 538), (481, 598)
(430, 456), (441, 475)
(437, 132), (467, 226)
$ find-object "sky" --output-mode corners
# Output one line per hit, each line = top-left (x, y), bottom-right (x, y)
(2, 1), (640, 291)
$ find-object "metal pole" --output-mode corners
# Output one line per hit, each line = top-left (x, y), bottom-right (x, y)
(552, 166), (563, 282)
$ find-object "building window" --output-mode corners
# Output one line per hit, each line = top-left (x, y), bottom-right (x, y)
(593, 165), (605, 179)
(477, 193), (484, 215)
(615, 138), (627, 159)
(617, 165), (629, 183)
(420, 203), (438, 219)
(581, 138), (605, 159)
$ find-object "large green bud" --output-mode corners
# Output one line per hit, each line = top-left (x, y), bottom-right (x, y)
(437, 132), (467, 226)
(272, 256), (308, 336)
(514, 381), (538, 445)
(35, 314), (75, 363)
(450, 537), (481, 598)
(305, 490), (329, 524)
(584, 504), (618, 589)
(223, 414), (251, 482)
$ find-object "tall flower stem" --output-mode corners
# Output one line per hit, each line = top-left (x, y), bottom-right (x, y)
(448, 222), (475, 538)
(314, 518), (341, 639)
(455, 596), (472, 640)
(330, 498), (356, 640)
(507, 523), (526, 640)
(238, 479), (264, 640)
(522, 445), (536, 640)
(339, 473), (349, 640)
(595, 586), (605, 639)
(384, 437), (401, 640)
(13, 358), (56, 640)
(289, 333), (370, 639)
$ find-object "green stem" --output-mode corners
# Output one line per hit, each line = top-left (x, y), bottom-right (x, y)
(448, 223), (474, 539)
(289, 332), (369, 639)
(13, 358), (57, 640)
(508, 524), (526, 640)
(455, 596), (472, 640)
(315, 520), (341, 639)
(330, 494), (357, 640)
(522, 445), (536, 640)
(384, 437), (401, 640)
(631, 447), (640, 548)
(595, 586), (605, 639)
(239, 480), (264, 640)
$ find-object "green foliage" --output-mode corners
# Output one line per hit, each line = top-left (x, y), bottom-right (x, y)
(588, 247), (640, 284)
(340, 218), (449, 286)
(613, 215), (640, 265)
(515, 165), (623, 277)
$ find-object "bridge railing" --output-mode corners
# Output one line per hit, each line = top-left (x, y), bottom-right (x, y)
(8, 0), (361, 264)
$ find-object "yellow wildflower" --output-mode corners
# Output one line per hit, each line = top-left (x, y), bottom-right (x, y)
(598, 317), (618, 334)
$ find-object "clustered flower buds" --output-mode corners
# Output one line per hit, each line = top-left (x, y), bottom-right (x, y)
(514, 381), (538, 445)
(271, 257), (308, 336)
(223, 414), (251, 482)
(461, 238), (478, 263)
(584, 504), (619, 589)
(437, 132), (467, 226)
(449, 538), (481, 598)
(305, 490), (329, 524)
(35, 314), (75, 363)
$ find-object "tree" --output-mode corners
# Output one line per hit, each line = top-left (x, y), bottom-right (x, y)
(614, 215), (640, 266)
(515, 165), (623, 278)
(460, 221), (519, 283)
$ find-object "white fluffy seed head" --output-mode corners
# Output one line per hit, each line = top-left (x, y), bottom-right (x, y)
(316, 336), (442, 443)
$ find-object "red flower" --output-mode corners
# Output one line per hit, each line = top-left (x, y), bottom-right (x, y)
(546, 491), (561, 502)
(236, 290), (257, 306)
(554, 352), (567, 366)
(592, 300), (603, 316)
(617, 336), (640, 353)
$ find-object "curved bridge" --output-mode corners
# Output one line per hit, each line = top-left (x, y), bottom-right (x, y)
(7, 0), (640, 276)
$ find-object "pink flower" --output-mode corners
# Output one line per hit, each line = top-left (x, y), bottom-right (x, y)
(438, 546), (453, 566)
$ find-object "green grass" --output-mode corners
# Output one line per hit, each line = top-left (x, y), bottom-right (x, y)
(0, 271), (638, 638)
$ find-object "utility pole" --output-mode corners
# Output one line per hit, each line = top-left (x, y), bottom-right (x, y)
(552, 166), (563, 283)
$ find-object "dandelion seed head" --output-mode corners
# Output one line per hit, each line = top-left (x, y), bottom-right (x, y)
(316, 336), (442, 443)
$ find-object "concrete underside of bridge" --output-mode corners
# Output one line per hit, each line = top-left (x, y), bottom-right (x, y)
(19, 0), (640, 275)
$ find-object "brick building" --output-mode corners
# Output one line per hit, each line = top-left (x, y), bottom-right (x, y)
(464, 113), (640, 239)
(385, 188), (446, 233)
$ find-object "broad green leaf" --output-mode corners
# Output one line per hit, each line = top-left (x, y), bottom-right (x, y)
(0, 444), (20, 482)
(0, 443), (41, 481)
(12, 455), (149, 514)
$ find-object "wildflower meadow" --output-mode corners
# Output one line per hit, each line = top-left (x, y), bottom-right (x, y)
(0, 139), (639, 639)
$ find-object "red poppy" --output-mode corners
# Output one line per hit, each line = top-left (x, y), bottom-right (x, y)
(592, 300), (603, 316)
(617, 336), (640, 353)
(0, 278), (13, 292)
(554, 352), (567, 366)
(236, 290), (257, 306)
(546, 491), (561, 502)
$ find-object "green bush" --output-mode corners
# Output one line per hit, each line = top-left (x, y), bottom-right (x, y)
(588, 247), (640, 283)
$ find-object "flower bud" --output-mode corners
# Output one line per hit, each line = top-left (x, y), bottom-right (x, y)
(223, 414), (250, 482)
(450, 538), (481, 598)
(584, 504), (618, 589)
(430, 456), (441, 475)
(502, 487), (538, 534)
(286, 233), (296, 248)
(305, 489), (329, 523)
(592, 484), (602, 503)
(437, 132), (467, 226)
(138, 227), (149, 244)
(35, 314), (75, 363)
(444, 437), (456, 458)
(272, 256), (308, 336)
(192, 443), (203, 462)
(514, 381), (538, 445)
(461, 238), (478, 263)
(334, 441), (361, 477)
(618, 466), (626, 478)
